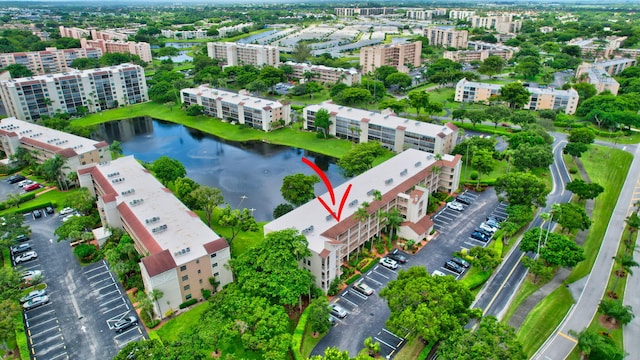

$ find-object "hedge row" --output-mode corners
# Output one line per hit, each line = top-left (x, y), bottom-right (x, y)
(291, 306), (310, 360)
(12, 201), (56, 215)
(15, 312), (29, 360)
(179, 298), (198, 309)
(460, 270), (492, 290)
(360, 258), (380, 274)
(344, 273), (362, 285)
(0, 192), (37, 211)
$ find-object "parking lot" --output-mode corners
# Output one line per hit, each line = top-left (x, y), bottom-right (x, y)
(9, 197), (146, 359)
(313, 189), (506, 358)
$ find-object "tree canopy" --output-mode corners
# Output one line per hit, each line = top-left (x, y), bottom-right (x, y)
(281, 173), (320, 207)
(337, 141), (386, 177)
(566, 179), (604, 200)
(499, 82), (531, 109)
(494, 172), (549, 207)
(151, 156), (186, 185)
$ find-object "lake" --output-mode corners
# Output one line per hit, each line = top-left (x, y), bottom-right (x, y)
(95, 117), (347, 222)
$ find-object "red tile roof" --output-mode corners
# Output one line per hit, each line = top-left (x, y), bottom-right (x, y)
(203, 238), (229, 254)
(445, 122), (458, 131)
(117, 202), (163, 254)
(319, 248), (331, 259)
(141, 250), (177, 277)
(93, 141), (109, 149)
(77, 166), (95, 175)
(401, 216), (434, 237)
(56, 148), (78, 158)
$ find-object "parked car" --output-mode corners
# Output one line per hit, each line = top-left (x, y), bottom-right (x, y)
(432, 270), (447, 277)
(17, 179), (35, 188)
(387, 249), (407, 264)
(380, 257), (399, 270)
(22, 270), (43, 283)
(11, 243), (32, 255)
(330, 304), (348, 318)
(446, 202), (464, 211)
(451, 257), (470, 268)
(485, 218), (502, 228)
(479, 222), (498, 233)
(15, 234), (29, 242)
(45, 206), (55, 215)
(474, 227), (493, 237)
(23, 295), (49, 310)
(471, 231), (490, 242)
(32, 209), (42, 218)
(59, 207), (75, 216)
(353, 281), (374, 296)
(20, 289), (46, 303)
(455, 196), (472, 205)
(113, 316), (138, 332)
(7, 174), (26, 184)
(24, 183), (40, 192)
(62, 213), (81, 222)
(14, 250), (38, 264)
(329, 316), (336, 326)
(444, 260), (464, 274)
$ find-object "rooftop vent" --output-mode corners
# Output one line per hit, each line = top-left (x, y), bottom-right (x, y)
(129, 198), (144, 206)
(349, 199), (358, 207)
(326, 214), (334, 221)
(400, 169), (408, 176)
(145, 216), (160, 224)
(414, 161), (422, 167)
(301, 225), (315, 234)
(151, 224), (168, 233)
(385, 178), (393, 185)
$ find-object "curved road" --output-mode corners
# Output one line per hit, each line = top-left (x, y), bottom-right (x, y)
(534, 142), (640, 359)
(471, 133), (572, 319)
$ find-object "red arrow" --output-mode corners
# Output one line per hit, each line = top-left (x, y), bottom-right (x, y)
(302, 158), (352, 222)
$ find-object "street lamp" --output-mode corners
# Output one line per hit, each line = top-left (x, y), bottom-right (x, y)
(239, 195), (248, 207)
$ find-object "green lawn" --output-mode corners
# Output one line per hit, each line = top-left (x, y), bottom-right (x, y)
(566, 146), (633, 283)
(0, 187), (83, 216)
(300, 323), (325, 358)
(501, 278), (544, 325)
(154, 302), (209, 343)
(517, 286), (574, 357)
(72, 102), (355, 159)
(394, 336), (427, 360)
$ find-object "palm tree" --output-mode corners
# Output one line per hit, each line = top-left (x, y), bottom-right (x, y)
(371, 190), (383, 243)
(625, 212), (640, 248)
(109, 140), (124, 159)
(383, 209), (403, 243)
(354, 201), (371, 255)
(149, 289), (164, 319)
(612, 254), (639, 294)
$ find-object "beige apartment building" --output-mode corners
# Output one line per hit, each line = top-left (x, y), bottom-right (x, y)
(405, 9), (447, 20)
(58, 26), (91, 39)
(0, 47), (103, 76)
(575, 58), (635, 96)
(424, 27), (468, 49)
(284, 62), (360, 85)
(78, 156), (233, 317)
(444, 48), (513, 62)
(90, 29), (129, 41)
(207, 42), (279, 68)
(80, 38), (152, 63)
(468, 15), (522, 34)
(455, 78), (579, 114)
(265, 148), (462, 293)
(334, 7), (395, 17)
(359, 41), (422, 74)
(0, 64), (148, 121)
(181, 85), (291, 131)
(303, 102), (458, 155)
(449, 10), (476, 20)
(0, 117), (111, 177)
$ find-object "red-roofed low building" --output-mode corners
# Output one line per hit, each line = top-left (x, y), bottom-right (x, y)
(78, 156), (233, 316)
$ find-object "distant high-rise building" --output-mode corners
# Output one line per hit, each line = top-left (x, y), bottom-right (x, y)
(359, 41), (422, 74)
(207, 42), (280, 67)
(0, 47), (102, 76)
(424, 27), (468, 49)
(81, 38), (152, 63)
(58, 26), (91, 39)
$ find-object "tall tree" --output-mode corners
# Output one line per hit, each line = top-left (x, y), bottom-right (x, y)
(599, 299), (635, 326)
(151, 156), (186, 185)
(566, 179), (604, 200)
(218, 206), (259, 243)
(572, 328), (625, 360)
(478, 55), (506, 79)
(499, 82), (531, 109)
(407, 90), (431, 115)
(109, 140), (123, 158)
(380, 266), (474, 343)
(314, 108), (332, 138)
(555, 202), (592, 233)
(280, 173), (320, 207)
(258, 66), (285, 94)
(292, 42), (312, 63)
(191, 186), (225, 227)
(174, 177), (200, 209)
(307, 297), (332, 335)
(337, 141), (385, 177)
(471, 149), (495, 189)
(495, 172), (549, 207)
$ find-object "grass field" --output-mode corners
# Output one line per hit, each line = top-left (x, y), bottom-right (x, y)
(154, 302), (209, 343)
(501, 278), (544, 325)
(394, 336), (427, 360)
(517, 286), (574, 357)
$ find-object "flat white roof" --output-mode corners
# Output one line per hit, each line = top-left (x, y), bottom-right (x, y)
(285, 62), (359, 75)
(95, 156), (222, 265)
(182, 85), (285, 110)
(307, 101), (455, 138)
(0, 63), (141, 85)
(265, 149), (455, 254)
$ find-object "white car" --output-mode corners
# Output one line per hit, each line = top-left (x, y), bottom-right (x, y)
(479, 222), (498, 233)
(59, 207), (76, 216)
(20, 289), (46, 303)
(22, 270), (43, 283)
(14, 250), (37, 264)
(23, 295), (49, 310)
(432, 270), (447, 277)
(62, 213), (81, 222)
(380, 257), (399, 270)
(446, 202), (464, 211)
(17, 179), (34, 188)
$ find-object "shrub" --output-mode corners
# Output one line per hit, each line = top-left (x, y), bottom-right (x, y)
(375, 238), (385, 254)
(201, 288), (212, 300)
(328, 277), (342, 296)
(340, 265), (355, 280)
(460, 271), (491, 290)
(164, 309), (174, 318)
(345, 274), (362, 285)
(470, 171), (479, 180)
(569, 167), (578, 174)
(73, 244), (99, 262)
(291, 306), (310, 360)
(179, 298), (198, 309)
(431, 192), (448, 202)
(386, 237), (393, 251)
(357, 258), (373, 272)
(361, 258), (379, 273)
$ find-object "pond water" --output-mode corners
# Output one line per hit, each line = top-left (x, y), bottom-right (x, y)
(95, 117), (347, 222)
(237, 30), (278, 44)
(157, 51), (193, 63)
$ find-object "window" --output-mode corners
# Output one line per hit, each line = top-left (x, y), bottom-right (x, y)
(183, 285), (190, 291)
(210, 253), (217, 258)
(196, 259), (200, 264)
(185, 294), (192, 300)
(180, 265), (187, 271)
(214, 272), (220, 277)
(197, 269), (201, 274)
(212, 263), (218, 268)
(182, 275), (189, 281)
(199, 279), (203, 284)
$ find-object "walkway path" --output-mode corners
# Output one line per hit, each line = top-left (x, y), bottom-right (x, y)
(622, 174), (640, 360)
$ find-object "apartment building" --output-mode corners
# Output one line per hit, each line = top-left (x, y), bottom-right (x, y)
(0, 117), (111, 177)
(569, 36), (628, 59)
(284, 62), (360, 85)
(78, 156), (233, 316)
(539, 26), (554, 34)
(467, 41), (519, 52)
(0, 64), (148, 121)
(91, 29), (129, 42)
(449, 10), (476, 20)
(590, 58), (637, 76)
(444, 48), (513, 62)
(334, 7), (395, 17)
(58, 26), (90, 39)
(424, 27), (468, 49)
(161, 29), (209, 40)
(0, 47), (103, 76)
(359, 41), (422, 74)
(405, 9), (446, 20)
(303, 101), (458, 155)
(181, 86), (291, 131)
(218, 23), (255, 37)
(80, 38), (152, 63)
(468, 15), (522, 34)
(264, 148), (462, 293)
(455, 78), (579, 114)
(207, 42), (279, 67)
(576, 64), (620, 95)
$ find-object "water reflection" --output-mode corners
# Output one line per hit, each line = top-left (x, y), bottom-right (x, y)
(95, 117), (347, 221)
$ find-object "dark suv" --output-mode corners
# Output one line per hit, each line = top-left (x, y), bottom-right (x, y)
(387, 249), (407, 264)
(451, 257), (470, 268)
(444, 260), (464, 274)
(6, 174), (26, 184)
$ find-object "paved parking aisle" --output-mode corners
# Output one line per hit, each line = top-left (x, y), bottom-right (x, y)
(24, 304), (69, 360)
(375, 328), (406, 358)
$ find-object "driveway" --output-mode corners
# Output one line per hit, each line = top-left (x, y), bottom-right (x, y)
(18, 209), (146, 359)
(312, 189), (503, 357)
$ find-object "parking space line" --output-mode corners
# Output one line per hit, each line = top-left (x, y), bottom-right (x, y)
(98, 289), (121, 298)
(373, 269), (391, 279)
(29, 326), (60, 339)
(87, 270), (110, 280)
(94, 282), (117, 292)
(436, 213), (456, 221)
(89, 276), (113, 287)
(84, 264), (107, 274)
(25, 309), (55, 321)
(27, 317), (57, 329)
(25, 303), (52, 313)
(114, 326), (142, 339)
(346, 289), (368, 301)
(34, 341), (65, 356)
(382, 328), (403, 341)
(48, 351), (69, 360)
(374, 336), (396, 351)
(118, 334), (144, 348)
(32, 334), (64, 349)
(103, 303), (128, 315)
(101, 296), (126, 308)
(338, 296), (358, 308)
(22, 264), (41, 271)
(365, 273), (383, 285)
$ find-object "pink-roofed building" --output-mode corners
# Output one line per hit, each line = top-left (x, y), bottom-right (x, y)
(78, 156), (233, 316)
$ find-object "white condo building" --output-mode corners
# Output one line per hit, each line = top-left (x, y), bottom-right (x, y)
(207, 42), (280, 67)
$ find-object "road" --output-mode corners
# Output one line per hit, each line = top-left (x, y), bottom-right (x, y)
(471, 133), (573, 319)
(534, 142), (640, 359)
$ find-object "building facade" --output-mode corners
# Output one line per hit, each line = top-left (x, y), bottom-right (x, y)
(468, 15), (522, 34)
(90, 29), (129, 42)
(207, 42), (280, 67)
(359, 41), (422, 74)
(0, 117), (111, 176)
(424, 27), (468, 49)
(0, 47), (103, 76)
(284, 62), (360, 85)
(78, 156), (233, 317)
(405, 9), (446, 20)
(58, 26), (90, 39)
(444, 48), (513, 62)
(454, 78), (579, 114)
(264, 149), (462, 293)
(181, 86), (291, 131)
(334, 7), (395, 17)
(303, 102), (458, 155)
(80, 38), (152, 63)
(0, 64), (148, 121)
(576, 63), (620, 95)
(160, 29), (209, 40)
